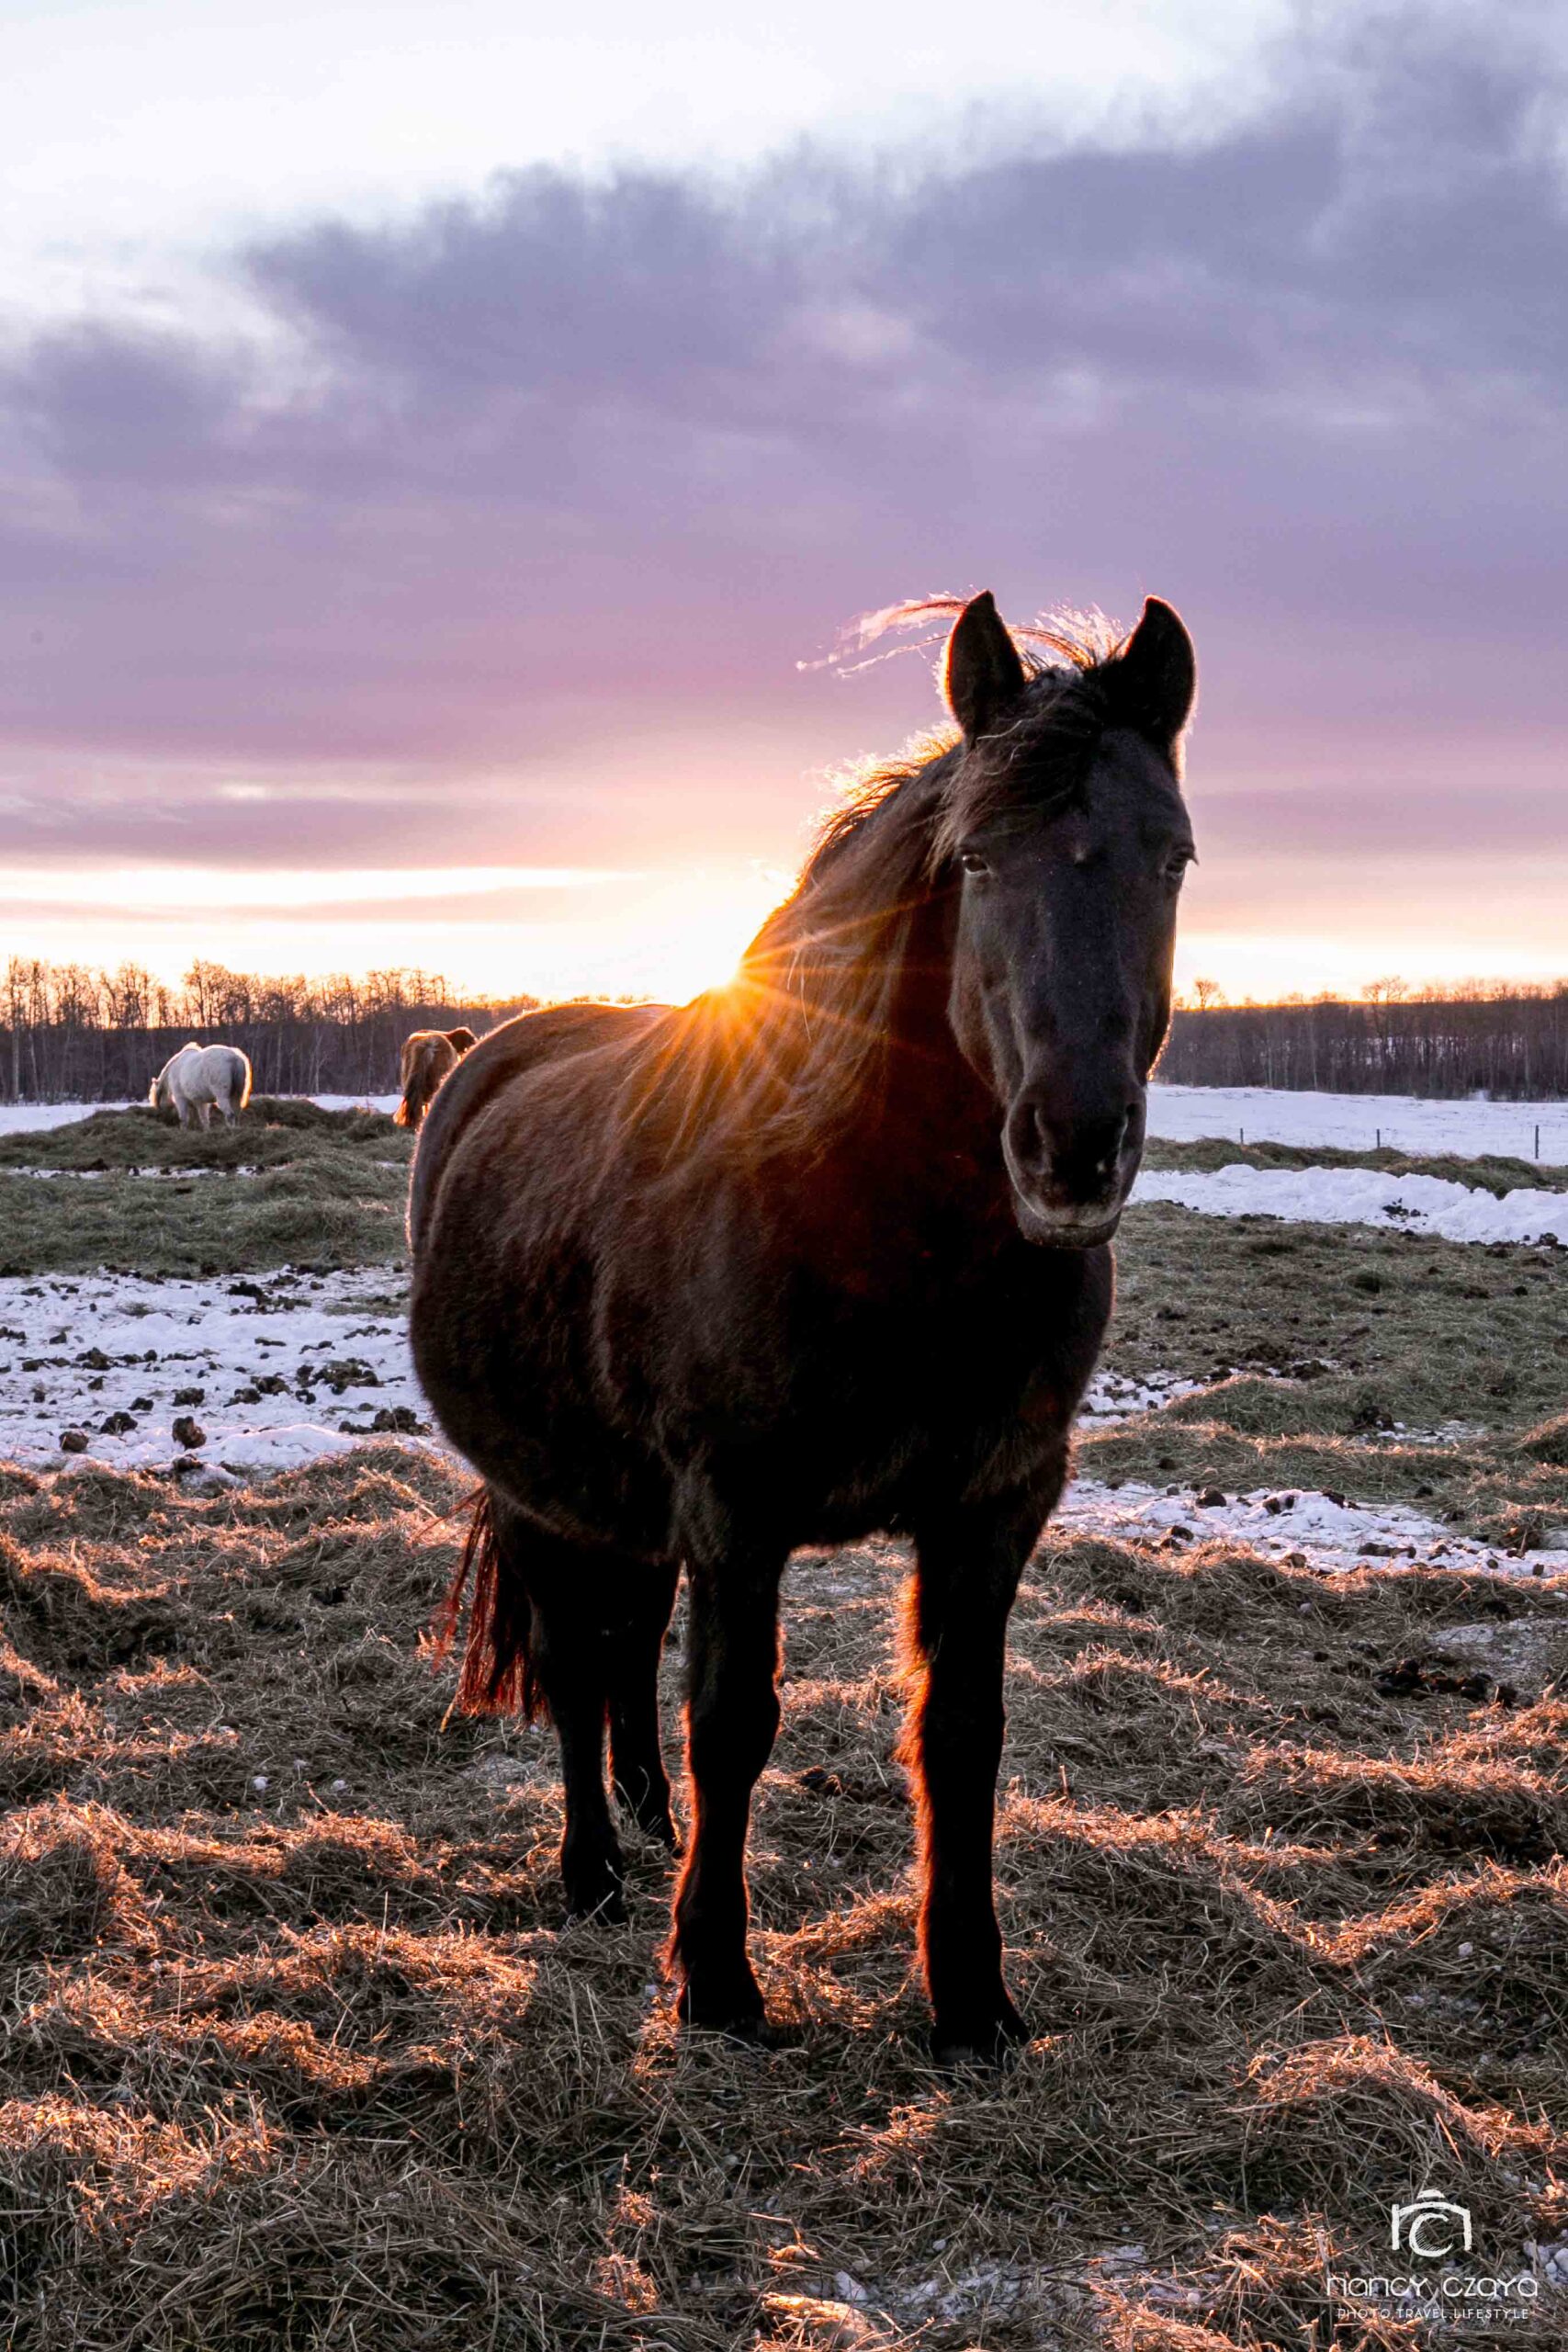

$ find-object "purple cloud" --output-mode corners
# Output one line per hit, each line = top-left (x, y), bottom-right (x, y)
(1, 3), (1564, 918)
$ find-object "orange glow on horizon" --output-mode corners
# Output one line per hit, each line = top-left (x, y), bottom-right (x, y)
(4, 861), (1562, 1012)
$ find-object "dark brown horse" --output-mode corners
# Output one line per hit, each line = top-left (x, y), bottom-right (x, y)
(395, 1026), (479, 1130)
(412, 591), (1196, 2058)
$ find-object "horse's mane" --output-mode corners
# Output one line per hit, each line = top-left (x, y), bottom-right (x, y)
(615, 605), (1131, 1174)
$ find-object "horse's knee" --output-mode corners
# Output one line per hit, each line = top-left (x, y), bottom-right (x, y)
(688, 1681), (779, 1790)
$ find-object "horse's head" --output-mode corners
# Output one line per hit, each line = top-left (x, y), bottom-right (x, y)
(941, 592), (1196, 1249)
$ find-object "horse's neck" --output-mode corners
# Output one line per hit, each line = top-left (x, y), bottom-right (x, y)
(829, 891), (1009, 1224)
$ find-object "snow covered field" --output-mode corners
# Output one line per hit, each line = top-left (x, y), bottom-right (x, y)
(0, 1276), (1179, 1472)
(1133, 1160), (1568, 1245)
(6, 1262), (1562, 1579)
(1, 1086), (1562, 1586)
(1147, 1081), (1568, 1163)
(6, 1082), (1568, 1159)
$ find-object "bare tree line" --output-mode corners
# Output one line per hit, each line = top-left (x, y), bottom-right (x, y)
(1162, 982), (1568, 1097)
(0, 959), (542, 1102)
(6, 957), (1567, 1104)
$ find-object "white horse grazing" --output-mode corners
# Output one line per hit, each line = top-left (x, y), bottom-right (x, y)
(149, 1043), (254, 1129)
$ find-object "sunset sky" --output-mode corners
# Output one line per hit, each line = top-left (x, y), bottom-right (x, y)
(4, 0), (1565, 1004)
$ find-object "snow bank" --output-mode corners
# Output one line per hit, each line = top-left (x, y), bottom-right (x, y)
(1132, 1161), (1568, 1245)
(1148, 1083), (1568, 1166)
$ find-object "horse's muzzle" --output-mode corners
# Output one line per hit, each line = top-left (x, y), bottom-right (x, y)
(1002, 1090), (1140, 1247)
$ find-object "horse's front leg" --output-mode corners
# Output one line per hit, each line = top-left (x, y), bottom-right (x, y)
(905, 1487), (1054, 2062)
(670, 1536), (786, 2035)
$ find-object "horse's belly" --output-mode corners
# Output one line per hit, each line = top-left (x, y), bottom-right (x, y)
(410, 1268), (675, 1560)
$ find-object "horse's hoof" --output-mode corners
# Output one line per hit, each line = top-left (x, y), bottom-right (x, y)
(563, 1877), (626, 1926)
(676, 1978), (769, 2040)
(613, 1783), (680, 1850)
(930, 2000), (1029, 2069)
(683, 2009), (795, 2052)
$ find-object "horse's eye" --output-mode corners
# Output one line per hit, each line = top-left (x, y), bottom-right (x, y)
(958, 850), (991, 878)
(1165, 850), (1195, 885)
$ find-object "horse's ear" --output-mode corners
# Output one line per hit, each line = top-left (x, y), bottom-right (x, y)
(942, 592), (1028, 742)
(1108, 597), (1195, 747)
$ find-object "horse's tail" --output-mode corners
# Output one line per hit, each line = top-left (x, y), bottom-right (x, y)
(434, 1487), (547, 1719)
(393, 1034), (426, 1128)
(232, 1048), (253, 1112)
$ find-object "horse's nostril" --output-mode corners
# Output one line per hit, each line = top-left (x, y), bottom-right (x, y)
(1009, 1095), (1134, 1205)
(1004, 1096), (1052, 1181)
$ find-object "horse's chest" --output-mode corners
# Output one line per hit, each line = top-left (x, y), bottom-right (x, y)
(758, 1265), (1102, 1524)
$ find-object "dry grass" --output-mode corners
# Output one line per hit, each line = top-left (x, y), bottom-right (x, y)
(0, 1101), (408, 1174)
(1108, 1206), (1566, 1435)
(0, 1108), (412, 1276)
(2, 1445), (1564, 2347)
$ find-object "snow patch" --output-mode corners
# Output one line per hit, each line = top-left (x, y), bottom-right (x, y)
(0, 1265), (425, 1472)
(1081, 1367), (1205, 1424)
(1056, 1476), (1568, 1582)
(2, 1165), (244, 1181)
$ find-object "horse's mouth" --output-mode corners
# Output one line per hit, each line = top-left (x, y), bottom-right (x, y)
(1010, 1194), (1123, 1250)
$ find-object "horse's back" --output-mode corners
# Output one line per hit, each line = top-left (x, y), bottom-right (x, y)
(409, 1001), (663, 1256)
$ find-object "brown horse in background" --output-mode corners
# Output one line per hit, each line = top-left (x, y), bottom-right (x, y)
(395, 1027), (479, 1130)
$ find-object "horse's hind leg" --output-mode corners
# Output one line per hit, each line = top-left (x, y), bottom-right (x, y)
(607, 1560), (679, 1848)
(486, 1499), (626, 1921)
(536, 1571), (629, 1918)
